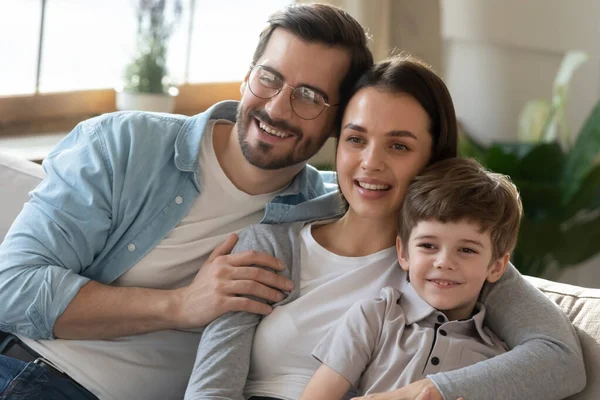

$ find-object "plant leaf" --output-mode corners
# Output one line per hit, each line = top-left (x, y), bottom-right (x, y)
(561, 99), (600, 202)
(518, 142), (564, 183)
(514, 180), (563, 217)
(485, 145), (521, 178)
(564, 164), (600, 219)
(552, 50), (589, 100)
(518, 100), (551, 143)
(555, 211), (600, 266)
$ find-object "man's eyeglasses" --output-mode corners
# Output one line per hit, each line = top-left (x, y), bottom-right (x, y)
(246, 64), (339, 120)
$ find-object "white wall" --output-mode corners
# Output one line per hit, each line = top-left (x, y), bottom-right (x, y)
(442, 0), (600, 287)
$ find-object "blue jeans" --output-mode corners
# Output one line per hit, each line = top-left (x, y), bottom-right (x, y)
(0, 355), (97, 400)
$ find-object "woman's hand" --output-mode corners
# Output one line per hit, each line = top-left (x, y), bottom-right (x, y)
(351, 378), (465, 400)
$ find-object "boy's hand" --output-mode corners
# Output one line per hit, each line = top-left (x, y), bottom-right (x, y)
(351, 378), (464, 400)
(172, 233), (293, 329)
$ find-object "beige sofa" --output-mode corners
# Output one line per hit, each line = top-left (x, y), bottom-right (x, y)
(0, 150), (599, 399)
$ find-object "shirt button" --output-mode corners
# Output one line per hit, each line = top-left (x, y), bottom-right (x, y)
(439, 329), (447, 336)
(127, 243), (136, 252)
(175, 196), (183, 204)
(437, 315), (445, 323)
(431, 357), (440, 366)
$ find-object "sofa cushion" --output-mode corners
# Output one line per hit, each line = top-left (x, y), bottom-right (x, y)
(0, 151), (44, 240)
(527, 276), (600, 400)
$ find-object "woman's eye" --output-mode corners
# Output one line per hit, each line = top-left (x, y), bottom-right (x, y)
(392, 143), (409, 151)
(347, 136), (363, 144)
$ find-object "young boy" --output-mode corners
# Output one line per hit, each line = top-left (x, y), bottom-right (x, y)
(300, 158), (524, 400)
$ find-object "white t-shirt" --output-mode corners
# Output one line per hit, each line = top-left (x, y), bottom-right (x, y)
(21, 120), (280, 400)
(244, 224), (401, 400)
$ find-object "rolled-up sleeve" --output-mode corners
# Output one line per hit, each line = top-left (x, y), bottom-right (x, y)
(0, 120), (114, 339)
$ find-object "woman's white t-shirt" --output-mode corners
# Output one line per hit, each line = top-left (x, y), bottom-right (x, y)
(244, 224), (401, 400)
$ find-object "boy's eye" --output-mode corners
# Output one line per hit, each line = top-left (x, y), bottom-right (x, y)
(460, 247), (478, 254)
(417, 243), (436, 250)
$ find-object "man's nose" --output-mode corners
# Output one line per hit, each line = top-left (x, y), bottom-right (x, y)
(264, 85), (294, 121)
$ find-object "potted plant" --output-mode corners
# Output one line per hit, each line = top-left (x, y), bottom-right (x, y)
(459, 51), (600, 278)
(116, 0), (182, 113)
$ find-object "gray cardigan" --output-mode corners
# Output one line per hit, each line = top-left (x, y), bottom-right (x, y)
(184, 221), (585, 400)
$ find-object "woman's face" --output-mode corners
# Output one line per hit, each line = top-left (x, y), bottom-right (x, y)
(337, 87), (433, 221)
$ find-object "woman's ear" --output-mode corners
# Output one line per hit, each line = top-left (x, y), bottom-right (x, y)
(486, 253), (511, 283)
(396, 236), (410, 272)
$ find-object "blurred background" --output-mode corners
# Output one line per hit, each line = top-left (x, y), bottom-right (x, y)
(0, 0), (598, 286)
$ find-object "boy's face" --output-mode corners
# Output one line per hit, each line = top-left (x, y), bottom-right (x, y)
(396, 219), (510, 321)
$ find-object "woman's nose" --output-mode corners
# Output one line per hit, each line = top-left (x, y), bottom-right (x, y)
(361, 145), (384, 171)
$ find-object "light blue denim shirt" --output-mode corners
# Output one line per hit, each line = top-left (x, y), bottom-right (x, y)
(0, 101), (342, 339)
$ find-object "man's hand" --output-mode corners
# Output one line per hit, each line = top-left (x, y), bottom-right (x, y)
(171, 233), (294, 329)
(351, 378), (464, 400)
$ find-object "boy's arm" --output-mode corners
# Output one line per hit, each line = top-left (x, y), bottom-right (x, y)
(426, 263), (586, 400)
(300, 364), (352, 400)
(183, 225), (285, 400)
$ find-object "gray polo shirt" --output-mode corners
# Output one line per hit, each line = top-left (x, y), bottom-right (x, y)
(312, 275), (508, 395)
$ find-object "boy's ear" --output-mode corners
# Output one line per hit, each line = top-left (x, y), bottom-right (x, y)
(486, 252), (511, 283)
(396, 236), (409, 272)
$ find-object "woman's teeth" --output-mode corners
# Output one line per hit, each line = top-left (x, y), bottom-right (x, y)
(259, 122), (289, 138)
(357, 181), (391, 191)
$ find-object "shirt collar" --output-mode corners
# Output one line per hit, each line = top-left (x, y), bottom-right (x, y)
(397, 273), (495, 346)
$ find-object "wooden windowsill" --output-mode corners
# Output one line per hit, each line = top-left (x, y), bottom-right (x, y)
(0, 82), (242, 161)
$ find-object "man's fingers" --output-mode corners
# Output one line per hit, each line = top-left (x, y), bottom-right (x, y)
(227, 250), (285, 271)
(207, 233), (239, 263)
(230, 266), (293, 292)
(416, 389), (431, 400)
(227, 279), (286, 303)
(227, 296), (273, 315)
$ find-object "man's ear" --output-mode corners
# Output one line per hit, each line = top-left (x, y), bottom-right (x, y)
(396, 236), (409, 272)
(240, 69), (251, 95)
(486, 253), (510, 283)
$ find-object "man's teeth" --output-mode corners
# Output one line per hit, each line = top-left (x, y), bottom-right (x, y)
(357, 181), (390, 191)
(259, 122), (289, 138)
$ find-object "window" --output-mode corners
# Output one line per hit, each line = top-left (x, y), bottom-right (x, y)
(0, 0), (292, 97)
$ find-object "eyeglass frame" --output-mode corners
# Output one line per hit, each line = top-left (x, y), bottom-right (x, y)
(245, 63), (340, 120)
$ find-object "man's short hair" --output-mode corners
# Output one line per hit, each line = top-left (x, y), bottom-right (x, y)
(252, 3), (373, 124)
(398, 158), (523, 262)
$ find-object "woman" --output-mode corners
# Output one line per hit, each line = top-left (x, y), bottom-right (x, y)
(184, 55), (584, 400)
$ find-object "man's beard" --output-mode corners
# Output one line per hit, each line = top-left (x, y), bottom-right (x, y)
(236, 105), (328, 170)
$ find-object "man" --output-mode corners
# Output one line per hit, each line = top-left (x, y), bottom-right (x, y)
(0, 4), (373, 399)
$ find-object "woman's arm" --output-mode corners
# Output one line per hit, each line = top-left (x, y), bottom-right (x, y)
(301, 365), (352, 400)
(426, 263), (586, 400)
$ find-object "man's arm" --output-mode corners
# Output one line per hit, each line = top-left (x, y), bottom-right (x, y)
(53, 235), (291, 339)
(0, 119), (292, 340)
(300, 364), (352, 400)
(426, 263), (586, 399)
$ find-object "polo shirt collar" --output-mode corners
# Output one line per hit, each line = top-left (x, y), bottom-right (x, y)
(398, 274), (495, 346)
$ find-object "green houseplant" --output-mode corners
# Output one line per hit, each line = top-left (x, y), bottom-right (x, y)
(116, 0), (182, 112)
(459, 51), (600, 277)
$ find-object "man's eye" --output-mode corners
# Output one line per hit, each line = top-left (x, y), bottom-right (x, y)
(259, 73), (278, 86)
(296, 88), (322, 105)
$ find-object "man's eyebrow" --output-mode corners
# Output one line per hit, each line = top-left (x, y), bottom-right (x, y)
(342, 123), (418, 140)
(259, 65), (330, 102)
